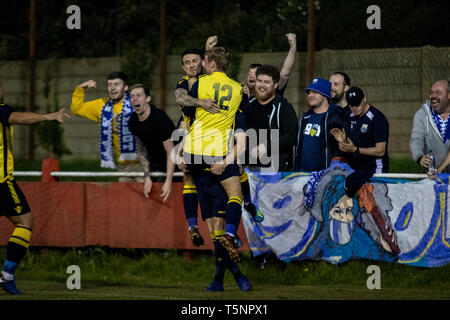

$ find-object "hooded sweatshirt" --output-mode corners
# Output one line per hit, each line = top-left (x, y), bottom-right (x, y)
(410, 100), (450, 173)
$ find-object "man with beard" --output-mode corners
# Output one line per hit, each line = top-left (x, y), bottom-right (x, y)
(329, 71), (351, 108)
(243, 65), (298, 172)
(128, 84), (175, 202)
(294, 77), (344, 172)
(71, 71), (142, 181)
(410, 79), (450, 173)
(242, 33), (297, 101)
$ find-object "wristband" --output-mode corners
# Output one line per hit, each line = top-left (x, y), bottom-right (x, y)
(355, 146), (360, 155)
(144, 172), (150, 178)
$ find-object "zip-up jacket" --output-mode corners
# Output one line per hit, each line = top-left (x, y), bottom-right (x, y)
(244, 94), (298, 171)
(410, 100), (450, 173)
(294, 103), (344, 171)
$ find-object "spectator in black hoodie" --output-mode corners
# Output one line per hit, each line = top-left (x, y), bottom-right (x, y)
(243, 65), (298, 172)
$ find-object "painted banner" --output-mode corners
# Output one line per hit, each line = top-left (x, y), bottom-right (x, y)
(242, 161), (450, 268)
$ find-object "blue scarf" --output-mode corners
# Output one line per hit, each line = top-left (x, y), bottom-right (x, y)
(99, 93), (137, 168)
(430, 105), (450, 144)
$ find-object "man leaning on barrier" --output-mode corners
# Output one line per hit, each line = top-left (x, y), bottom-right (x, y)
(128, 84), (176, 201)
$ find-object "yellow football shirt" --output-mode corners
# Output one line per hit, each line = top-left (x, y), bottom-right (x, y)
(0, 103), (14, 182)
(184, 72), (242, 157)
(71, 86), (138, 164)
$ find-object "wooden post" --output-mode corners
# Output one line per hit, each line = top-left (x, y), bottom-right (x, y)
(159, 0), (167, 110)
(41, 158), (59, 182)
(28, 0), (37, 160)
(305, 0), (315, 111)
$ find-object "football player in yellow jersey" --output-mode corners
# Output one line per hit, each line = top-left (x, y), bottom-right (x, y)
(0, 81), (70, 294)
(70, 71), (143, 182)
(174, 37), (221, 248)
(177, 47), (251, 291)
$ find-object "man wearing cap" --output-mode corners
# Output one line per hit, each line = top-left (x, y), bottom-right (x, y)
(332, 87), (399, 256)
(294, 77), (344, 172)
(337, 86), (390, 195)
(340, 87), (390, 175)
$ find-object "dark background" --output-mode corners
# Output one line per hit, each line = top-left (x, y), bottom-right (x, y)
(1, 0), (448, 61)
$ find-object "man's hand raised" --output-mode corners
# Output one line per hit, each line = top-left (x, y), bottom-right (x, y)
(78, 80), (97, 89)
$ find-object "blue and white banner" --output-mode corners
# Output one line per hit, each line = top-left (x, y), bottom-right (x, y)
(242, 161), (450, 268)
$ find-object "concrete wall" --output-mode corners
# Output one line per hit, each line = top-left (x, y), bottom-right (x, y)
(1, 46), (449, 160)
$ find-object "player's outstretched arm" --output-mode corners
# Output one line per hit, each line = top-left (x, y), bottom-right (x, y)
(8, 108), (71, 125)
(278, 33), (297, 90)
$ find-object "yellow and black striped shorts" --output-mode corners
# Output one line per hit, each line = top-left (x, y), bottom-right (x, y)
(0, 179), (30, 217)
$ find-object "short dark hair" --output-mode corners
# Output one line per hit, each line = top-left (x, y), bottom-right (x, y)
(106, 71), (128, 85)
(128, 83), (150, 97)
(249, 63), (262, 70)
(256, 65), (280, 83)
(331, 71), (351, 87)
(205, 47), (231, 72)
(181, 48), (204, 63)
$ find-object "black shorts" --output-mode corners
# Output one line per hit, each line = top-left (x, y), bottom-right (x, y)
(193, 171), (228, 221)
(0, 179), (31, 217)
(184, 152), (240, 182)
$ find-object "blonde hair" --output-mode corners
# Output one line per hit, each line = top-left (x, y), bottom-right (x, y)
(205, 47), (231, 72)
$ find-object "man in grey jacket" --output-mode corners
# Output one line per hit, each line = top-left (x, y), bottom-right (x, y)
(410, 80), (450, 172)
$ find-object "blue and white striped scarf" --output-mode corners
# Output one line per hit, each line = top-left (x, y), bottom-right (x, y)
(304, 160), (354, 209)
(99, 93), (137, 168)
(430, 106), (450, 144)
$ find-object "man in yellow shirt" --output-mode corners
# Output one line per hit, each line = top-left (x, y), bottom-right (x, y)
(0, 81), (70, 295)
(179, 47), (251, 291)
(70, 71), (142, 182)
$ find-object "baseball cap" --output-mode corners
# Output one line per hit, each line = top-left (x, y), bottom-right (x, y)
(305, 78), (331, 99)
(346, 87), (364, 107)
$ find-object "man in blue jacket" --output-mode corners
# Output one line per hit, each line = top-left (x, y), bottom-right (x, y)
(294, 77), (345, 172)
